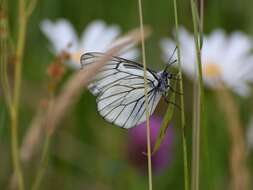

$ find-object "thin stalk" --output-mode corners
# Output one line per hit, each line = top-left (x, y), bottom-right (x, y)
(216, 85), (250, 190)
(190, 0), (204, 190)
(10, 111), (24, 190)
(0, 0), (12, 111)
(9, 0), (28, 189)
(191, 0), (204, 92)
(26, 0), (38, 18)
(173, 0), (189, 190)
(14, 0), (26, 112)
(0, 45), (12, 109)
(200, 0), (204, 28)
(30, 95), (54, 190)
(198, 2), (211, 189)
(31, 135), (51, 190)
(137, 1), (152, 190)
(199, 0), (204, 49)
(191, 86), (200, 190)
(0, 2), (25, 189)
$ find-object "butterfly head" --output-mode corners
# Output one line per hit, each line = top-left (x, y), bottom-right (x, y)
(157, 71), (171, 95)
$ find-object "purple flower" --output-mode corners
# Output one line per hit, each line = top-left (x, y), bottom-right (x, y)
(127, 116), (174, 175)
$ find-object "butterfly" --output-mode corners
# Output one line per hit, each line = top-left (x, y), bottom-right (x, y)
(80, 52), (177, 129)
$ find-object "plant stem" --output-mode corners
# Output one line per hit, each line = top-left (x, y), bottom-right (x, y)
(10, 111), (24, 190)
(31, 135), (51, 190)
(0, 0), (12, 111)
(191, 81), (200, 190)
(191, 0), (204, 99)
(173, 0), (189, 190)
(216, 85), (250, 190)
(10, 0), (27, 189)
(137, 1), (152, 190)
(190, 0), (204, 190)
(26, 0), (38, 18)
(14, 0), (26, 110)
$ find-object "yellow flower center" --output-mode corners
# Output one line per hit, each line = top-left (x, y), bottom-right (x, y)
(202, 62), (222, 78)
(70, 51), (81, 63)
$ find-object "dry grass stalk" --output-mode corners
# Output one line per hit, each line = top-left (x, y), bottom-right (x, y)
(216, 84), (250, 190)
(20, 109), (47, 162)
(18, 50), (71, 164)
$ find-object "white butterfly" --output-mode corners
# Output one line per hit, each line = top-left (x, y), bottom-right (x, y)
(81, 52), (176, 129)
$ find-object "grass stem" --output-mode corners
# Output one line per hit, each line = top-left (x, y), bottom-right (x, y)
(137, 1), (153, 190)
(0, 0), (12, 111)
(190, 0), (205, 190)
(173, 0), (189, 190)
(216, 85), (250, 190)
(9, 0), (29, 189)
(31, 135), (51, 190)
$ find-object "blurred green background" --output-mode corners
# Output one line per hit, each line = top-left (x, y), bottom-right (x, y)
(1, 0), (253, 189)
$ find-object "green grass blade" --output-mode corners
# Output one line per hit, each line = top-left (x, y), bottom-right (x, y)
(173, 0), (190, 189)
(190, 0), (205, 190)
(152, 83), (176, 154)
(137, 1), (153, 190)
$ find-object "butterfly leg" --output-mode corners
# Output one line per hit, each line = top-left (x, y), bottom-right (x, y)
(169, 73), (182, 81)
(168, 85), (183, 95)
(164, 97), (181, 110)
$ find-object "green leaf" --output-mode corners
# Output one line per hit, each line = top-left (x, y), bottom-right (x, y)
(152, 82), (177, 155)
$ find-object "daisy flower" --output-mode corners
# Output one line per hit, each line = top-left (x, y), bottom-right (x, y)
(128, 116), (174, 174)
(40, 19), (139, 69)
(161, 27), (253, 96)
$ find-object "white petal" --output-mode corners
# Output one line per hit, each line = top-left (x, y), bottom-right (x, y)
(119, 48), (139, 60)
(177, 27), (196, 76)
(237, 56), (253, 81)
(178, 27), (195, 58)
(40, 19), (79, 53)
(99, 24), (121, 50)
(80, 20), (106, 51)
(202, 29), (226, 64)
(229, 81), (251, 97)
(224, 32), (252, 63)
(109, 34), (140, 60)
(80, 20), (120, 52)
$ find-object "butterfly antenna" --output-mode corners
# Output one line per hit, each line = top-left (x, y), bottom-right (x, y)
(165, 46), (178, 71)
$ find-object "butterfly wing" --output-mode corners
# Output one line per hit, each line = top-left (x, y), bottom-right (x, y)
(81, 52), (162, 128)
